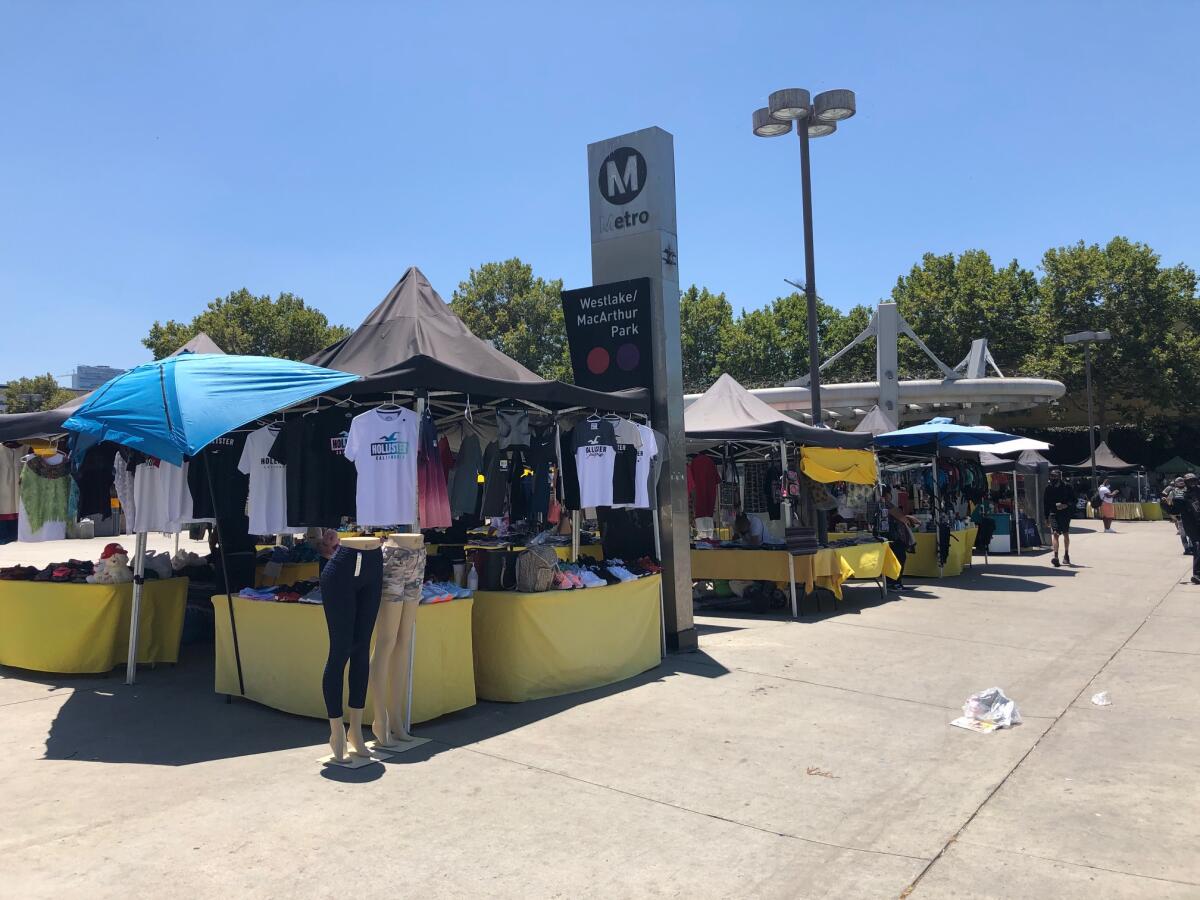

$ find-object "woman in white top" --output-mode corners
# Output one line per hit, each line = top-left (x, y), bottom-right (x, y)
(1098, 479), (1119, 532)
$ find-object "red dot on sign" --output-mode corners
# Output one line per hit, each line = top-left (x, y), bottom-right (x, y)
(587, 347), (610, 374)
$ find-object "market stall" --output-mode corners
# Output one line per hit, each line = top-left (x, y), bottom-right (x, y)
(875, 418), (1025, 578)
(683, 374), (890, 613)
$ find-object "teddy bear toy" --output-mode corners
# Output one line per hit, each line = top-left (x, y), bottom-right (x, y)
(87, 551), (134, 584)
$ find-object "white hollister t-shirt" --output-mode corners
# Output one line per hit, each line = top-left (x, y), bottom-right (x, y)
(344, 407), (420, 526)
(572, 418), (618, 509)
(238, 425), (290, 535)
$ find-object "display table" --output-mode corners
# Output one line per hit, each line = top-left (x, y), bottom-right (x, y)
(690, 545), (894, 604)
(0, 578), (188, 674)
(212, 595), (476, 724)
(902, 527), (978, 578)
(828, 542), (904, 593)
(471, 576), (661, 702)
(254, 562), (320, 587)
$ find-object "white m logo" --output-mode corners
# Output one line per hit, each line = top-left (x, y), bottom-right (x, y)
(606, 155), (640, 197)
(597, 147), (647, 205)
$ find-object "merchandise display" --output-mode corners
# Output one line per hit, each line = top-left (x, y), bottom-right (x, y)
(238, 425), (292, 535)
(268, 408), (357, 525)
(344, 406), (419, 527)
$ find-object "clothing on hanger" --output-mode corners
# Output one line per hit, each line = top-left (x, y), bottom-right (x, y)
(19, 453), (70, 542)
(133, 457), (209, 533)
(189, 431), (250, 521)
(448, 432), (484, 518)
(417, 409), (452, 528)
(344, 406), (420, 527)
(572, 417), (619, 509)
(238, 425), (292, 535)
(687, 454), (720, 519)
(268, 409), (356, 526)
(496, 408), (531, 449)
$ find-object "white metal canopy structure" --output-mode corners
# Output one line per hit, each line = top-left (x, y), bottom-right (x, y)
(683, 302), (1065, 431)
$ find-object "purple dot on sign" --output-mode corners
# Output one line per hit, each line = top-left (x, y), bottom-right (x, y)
(616, 343), (640, 371)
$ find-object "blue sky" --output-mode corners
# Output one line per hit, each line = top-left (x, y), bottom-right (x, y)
(2, 2), (1197, 383)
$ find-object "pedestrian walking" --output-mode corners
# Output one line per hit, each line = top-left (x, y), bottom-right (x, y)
(1171, 473), (1200, 584)
(1044, 468), (1075, 567)
(1162, 477), (1192, 554)
(1099, 478), (1119, 532)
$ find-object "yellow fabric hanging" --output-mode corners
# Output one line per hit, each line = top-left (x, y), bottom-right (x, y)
(800, 447), (877, 485)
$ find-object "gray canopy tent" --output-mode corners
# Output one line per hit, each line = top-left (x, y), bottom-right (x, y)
(973, 447), (1052, 554)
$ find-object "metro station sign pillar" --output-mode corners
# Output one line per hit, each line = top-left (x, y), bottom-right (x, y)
(588, 127), (696, 652)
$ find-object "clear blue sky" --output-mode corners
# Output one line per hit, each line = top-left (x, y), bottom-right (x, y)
(2, 2), (1197, 383)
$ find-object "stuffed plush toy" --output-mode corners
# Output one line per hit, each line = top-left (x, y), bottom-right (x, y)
(87, 551), (134, 584)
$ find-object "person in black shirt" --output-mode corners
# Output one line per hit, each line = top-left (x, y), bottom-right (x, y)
(1172, 473), (1200, 584)
(1043, 468), (1075, 567)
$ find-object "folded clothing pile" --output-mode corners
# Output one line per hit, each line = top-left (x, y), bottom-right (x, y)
(785, 527), (820, 557)
(0, 560), (95, 583)
(238, 580), (321, 603)
(551, 557), (662, 589)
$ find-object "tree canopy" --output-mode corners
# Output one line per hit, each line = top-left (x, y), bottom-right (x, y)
(450, 258), (572, 382)
(142, 289), (350, 361)
(4, 374), (76, 413)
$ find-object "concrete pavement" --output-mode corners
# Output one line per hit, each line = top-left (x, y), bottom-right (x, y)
(0, 520), (1196, 898)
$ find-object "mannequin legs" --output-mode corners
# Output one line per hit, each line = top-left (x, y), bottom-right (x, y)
(320, 546), (383, 755)
(386, 598), (421, 738)
(328, 717), (347, 762)
(370, 600), (405, 746)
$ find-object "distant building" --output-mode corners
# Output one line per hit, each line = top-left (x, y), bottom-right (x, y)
(71, 365), (127, 391)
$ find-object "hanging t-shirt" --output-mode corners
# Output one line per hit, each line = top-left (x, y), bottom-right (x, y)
(133, 458), (207, 532)
(73, 441), (118, 519)
(238, 425), (291, 535)
(573, 418), (618, 509)
(616, 424), (658, 510)
(688, 454), (721, 518)
(344, 407), (419, 527)
(268, 408), (357, 526)
(188, 431), (249, 521)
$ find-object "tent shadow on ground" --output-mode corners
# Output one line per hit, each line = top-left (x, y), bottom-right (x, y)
(26, 642), (729, 769)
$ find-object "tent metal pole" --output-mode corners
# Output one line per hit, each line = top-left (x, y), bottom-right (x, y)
(652, 510), (666, 658)
(934, 453), (943, 578)
(1014, 466), (1022, 556)
(780, 440), (798, 616)
(207, 451), (245, 696)
(571, 510), (580, 563)
(125, 530), (147, 685)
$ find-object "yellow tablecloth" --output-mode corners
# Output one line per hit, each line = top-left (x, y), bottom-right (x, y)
(690, 546), (890, 601)
(833, 542), (904, 582)
(471, 575), (661, 702)
(0, 578), (188, 674)
(212, 595), (475, 724)
(1086, 502), (1161, 521)
(901, 527), (977, 578)
(254, 562), (320, 587)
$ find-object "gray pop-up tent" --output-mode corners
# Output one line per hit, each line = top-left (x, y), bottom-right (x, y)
(1065, 441), (1138, 472)
(307, 266), (648, 412)
(685, 373), (872, 448)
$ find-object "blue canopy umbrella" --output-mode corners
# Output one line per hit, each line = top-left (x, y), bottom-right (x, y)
(62, 354), (358, 687)
(874, 417), (1023, 450)
(63, 353), (359, 465)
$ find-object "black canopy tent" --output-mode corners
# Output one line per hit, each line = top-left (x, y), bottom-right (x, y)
(306, 267), (649, 414)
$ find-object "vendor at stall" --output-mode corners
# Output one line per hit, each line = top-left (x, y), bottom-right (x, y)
(733, 512), (766, 547)
(880, 486), (919, 590)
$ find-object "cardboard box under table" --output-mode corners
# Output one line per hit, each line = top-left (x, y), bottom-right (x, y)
(690, 548), (857, 604)
(0, 578), (188, 674)
(212, 595), (475, 724)
(470, 575), (661, 703)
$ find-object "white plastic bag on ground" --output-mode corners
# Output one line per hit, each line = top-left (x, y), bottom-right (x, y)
(962, 687), (1022, 728)
(1091, 691), (1112, 706)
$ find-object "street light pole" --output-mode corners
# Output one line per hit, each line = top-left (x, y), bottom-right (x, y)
(1064, 329), (1111, 493)
(797, 119), (823, 429)
(1084, 342), (1097, 492)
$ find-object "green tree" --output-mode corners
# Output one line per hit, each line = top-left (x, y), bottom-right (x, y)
(450, 258), (572, 381)
(715, 292), (852, 389)
(679, 285), (733, 392)
(142, 289), (350, 361)
(889, 250), (1039, 377)
(1023, 237), (1200, 431)
(5, 374), (76, 412)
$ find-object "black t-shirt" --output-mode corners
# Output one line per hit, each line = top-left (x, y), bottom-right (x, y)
(268, 408), (357, 526)
(188, 432), (250, 520)
(74, 441), (119, 519)
(1043, 481), (1075, 519)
